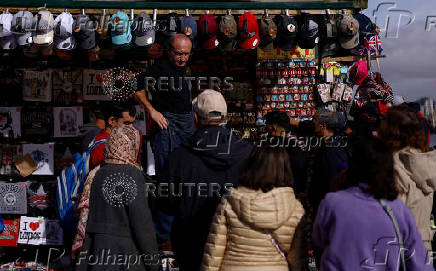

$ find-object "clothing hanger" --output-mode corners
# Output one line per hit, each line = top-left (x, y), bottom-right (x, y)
(185, 9), (189, 17)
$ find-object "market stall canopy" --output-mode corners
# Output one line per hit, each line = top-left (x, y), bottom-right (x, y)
(2, 0), (367, 10)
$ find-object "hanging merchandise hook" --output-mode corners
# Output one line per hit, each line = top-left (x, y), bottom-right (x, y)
(37, 3), (47, 11)
(82, 9), (85, 15)
(185, 9), (189, 16)
(130, 9), (134, 20)
(5, 8), (9, 14)
(205, 10), (210, 14)
(169, 9), (172, 14)
(285, 9), (290, 16)
(227, 9), (231, 16)
(264, 9), (269, 17)
(153, 9), (158, 25)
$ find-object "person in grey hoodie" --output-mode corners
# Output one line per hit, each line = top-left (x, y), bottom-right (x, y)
(379, 105), (436, 251)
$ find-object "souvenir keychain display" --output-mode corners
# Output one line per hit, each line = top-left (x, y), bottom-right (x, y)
(318, 62), (353, 112)
(256, 59), (317, 125)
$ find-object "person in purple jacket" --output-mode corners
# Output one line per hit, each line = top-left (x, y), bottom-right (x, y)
(312, 136), (434, 271)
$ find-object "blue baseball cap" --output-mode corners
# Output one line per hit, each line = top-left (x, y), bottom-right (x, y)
(109, 11), (132, 46)
(180, 15), (197, 40)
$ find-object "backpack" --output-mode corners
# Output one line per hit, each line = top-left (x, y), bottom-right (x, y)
(56, 137), (106, 237)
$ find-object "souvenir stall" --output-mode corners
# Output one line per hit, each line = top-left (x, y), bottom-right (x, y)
(0, 0), (382, 270)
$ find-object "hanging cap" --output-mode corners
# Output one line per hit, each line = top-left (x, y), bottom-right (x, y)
(54, 12), (76, 50)
(133, 12), (154, 47)
(12, 11), (34, 46)
(34, 10), (54, 46)
(237, 12), (260, 50)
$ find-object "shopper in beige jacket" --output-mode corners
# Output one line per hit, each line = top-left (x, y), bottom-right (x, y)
(201, 146), (306, 271)
(379, 105), (436, 251)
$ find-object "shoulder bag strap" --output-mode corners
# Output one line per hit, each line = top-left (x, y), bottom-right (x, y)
(379, 199), (407, 271)
(265, 230), (287, 261)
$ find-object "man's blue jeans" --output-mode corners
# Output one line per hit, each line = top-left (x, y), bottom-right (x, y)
(150, 112), (193, 244)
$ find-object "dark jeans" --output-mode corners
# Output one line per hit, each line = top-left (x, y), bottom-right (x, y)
(150, 112), (193, 244)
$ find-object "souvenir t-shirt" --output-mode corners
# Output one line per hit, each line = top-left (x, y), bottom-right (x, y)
(22, 70), (52, 102)
(21, 106), (53, 137)
(22, 144), (54, 175)
(0, 182), (27, 214)
(0, 219), (20, 247)
(0, 107), (21, 138)
(53, 107), (83, 137)
(18, 216), (46, 245)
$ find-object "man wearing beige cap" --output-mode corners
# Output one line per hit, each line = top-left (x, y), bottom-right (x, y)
(159, 89), (252, 271)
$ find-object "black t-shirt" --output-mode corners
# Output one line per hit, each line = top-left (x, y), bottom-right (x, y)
(136, 58), (192, 114)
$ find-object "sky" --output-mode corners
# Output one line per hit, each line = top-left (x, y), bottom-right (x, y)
(362, 0), (436, 101)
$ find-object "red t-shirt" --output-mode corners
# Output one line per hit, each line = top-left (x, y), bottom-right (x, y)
(90, 129), (109, 170)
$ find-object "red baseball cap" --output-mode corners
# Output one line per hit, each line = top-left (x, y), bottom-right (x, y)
(198, 14), (219, 49)
(238, 12), (260, 49)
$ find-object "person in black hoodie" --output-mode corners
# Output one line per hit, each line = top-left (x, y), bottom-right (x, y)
(159, 89), (252, 271)
(309, 109), (350, 215)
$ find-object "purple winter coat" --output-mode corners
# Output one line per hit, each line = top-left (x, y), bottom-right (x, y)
(312, 184), (434, 271)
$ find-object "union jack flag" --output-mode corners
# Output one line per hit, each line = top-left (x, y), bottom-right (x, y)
(364, 35), (383, 54)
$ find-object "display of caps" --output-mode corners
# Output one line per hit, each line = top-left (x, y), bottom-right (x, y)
(337, 14), (359, 49)
(218, 13), (237, 51)
(238, 12), (260, 50)
(133, 12), (154, 47)
(274, 14), (298, 50)
(297, 13), (319, 49)
(181, 14), (197, 41)
(54, 12), (76, 50)
(109, 11), (132, 47)
(161, 12), (180, 37)
(34, 10), (54, 47)
(12, 10), (34, 46)
(198, 13), (219, 49)
(259, 15), (277, 51)
(74, 14), (96, 50)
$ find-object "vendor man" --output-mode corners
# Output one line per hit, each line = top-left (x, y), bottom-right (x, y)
(134, 34), (193, 250)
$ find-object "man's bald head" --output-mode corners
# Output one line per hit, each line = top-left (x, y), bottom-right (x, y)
(168, 34), (192, 67)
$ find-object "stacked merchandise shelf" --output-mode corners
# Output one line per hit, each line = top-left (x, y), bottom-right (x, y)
(256, 47), (317, 126)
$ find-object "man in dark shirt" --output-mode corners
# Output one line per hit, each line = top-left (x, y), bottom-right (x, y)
(134, 34), (193, 249)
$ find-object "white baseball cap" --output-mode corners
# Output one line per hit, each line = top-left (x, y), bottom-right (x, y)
(12, 10), (35, 46)
(54, 12), (76, 50)
(193, 89), (227, 124)
(34, 10), (54, 46)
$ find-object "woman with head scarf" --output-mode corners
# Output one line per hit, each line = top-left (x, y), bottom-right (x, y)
(74, 126), (159, 271)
